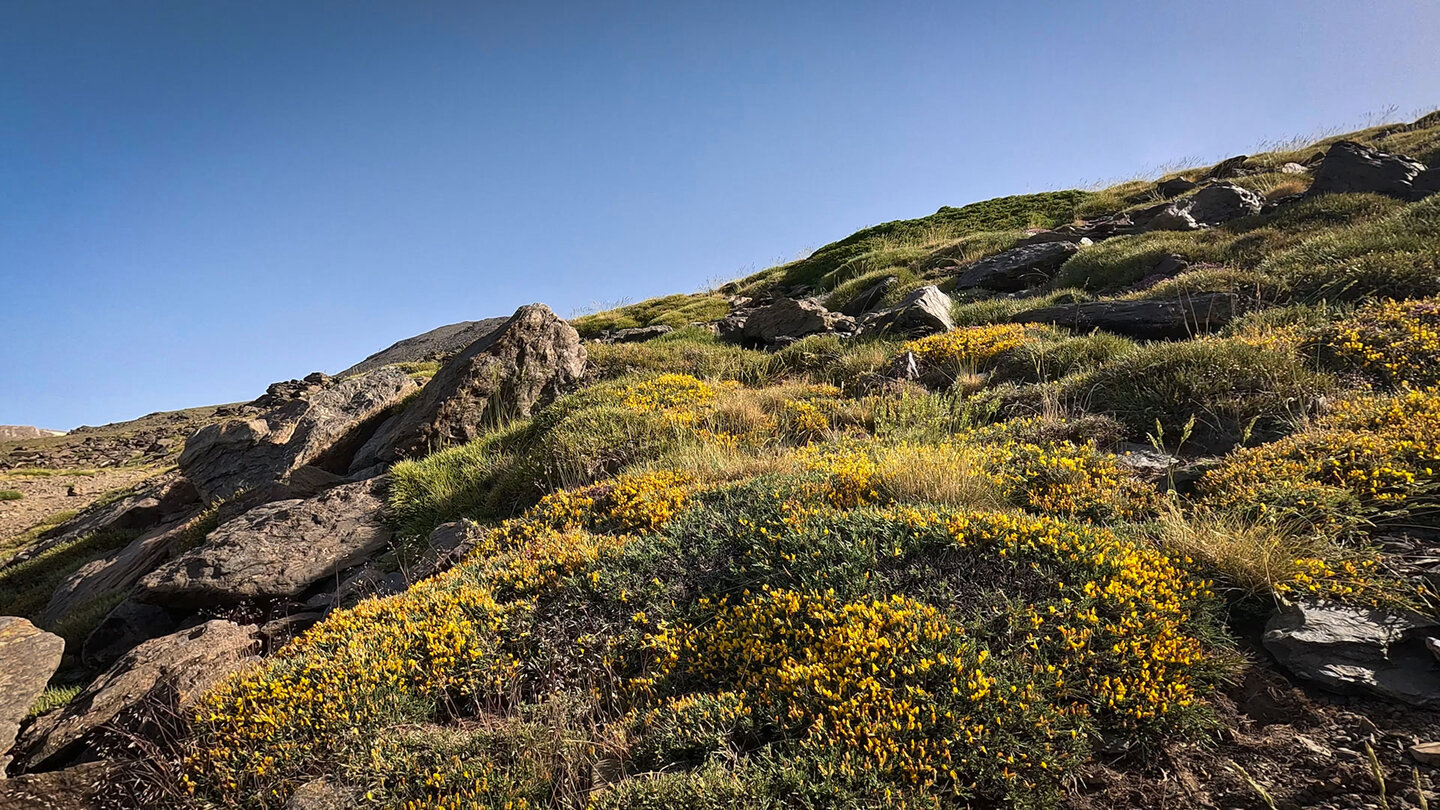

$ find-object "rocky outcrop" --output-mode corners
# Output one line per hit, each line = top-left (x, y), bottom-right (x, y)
(1264, 600), (1440, 706)
(179, 367), (418, 504)
(600, 325), (674, 343)
(351, 304), (585, 469)
(139, 479), (391, 607)
(36, 513), (204, 629)
(339, 318), (510, 378)
(1149, 182), (1263, 230)
(861, 286), (955, 337)
(1012, 293), (1242, 339)
(81, 601), (179, 670)
(1413, 167), (1440, 199)
(14, 621), (257, 772)
(1307, 141), (1428, 199)
(0, 618), (65, 776)
(1156, 177), (1197, 198)
(953, 242), (1079, 292)
(837, 277), (896, 317)
(740, 298), (855, 346)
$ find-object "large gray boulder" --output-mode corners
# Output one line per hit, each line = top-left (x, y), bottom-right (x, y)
(14, 620), (257, 772)
(1148, 182), (1263, 231)
(0, 618), (65, 777)
(1264, 599), (1440, 706)
(1307, 140), (1427, 199)
(350, 304), (585, 468)
(953, 242), (1079, 292)
(179, 367), (418, 504)
(139, 479), (391, 607)
(740, 298), (854, 345)
(1012, 293), (1241, 340)
(861, 286), (955, 337)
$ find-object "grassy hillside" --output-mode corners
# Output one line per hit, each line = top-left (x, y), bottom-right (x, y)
(167, 112), (1440, 808)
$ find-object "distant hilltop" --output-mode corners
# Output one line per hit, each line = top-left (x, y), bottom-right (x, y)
(0, 425), (65, 440)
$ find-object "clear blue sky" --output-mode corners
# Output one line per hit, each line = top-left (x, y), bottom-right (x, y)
(3, 1), (1438, 430)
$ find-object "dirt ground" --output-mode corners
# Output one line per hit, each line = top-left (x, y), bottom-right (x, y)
(0, 467), (162, 548)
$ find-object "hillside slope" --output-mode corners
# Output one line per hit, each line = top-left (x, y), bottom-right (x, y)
(3, 111), (1440, 810)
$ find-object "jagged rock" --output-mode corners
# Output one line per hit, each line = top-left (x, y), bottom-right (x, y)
(714, 312), (748, 343)
(838, 276), (896, 317)
(139, 479), (391, 607)
(0, 618), (65, 777)
(1157, 177), (1197, 198)
(15, 620), (257, 772)
(602, 325), (673, 343)
(0, 760), (109, 808)
(1307, 140), (1427, 199)
(739, 298), (854, 345)
(1012, 293), (1242, 340)
(1149, 182), (1263, 231)
(81, 600), (178, 670)
(351, 304), (585, 469)
(1201, 155), (1249, 180)
(339, 318), (509, 378)
(179, 367), (418, 504)
(1264, 600), (1440, 706)
(861, 286), (955, 337)
(1115, 443), (1181, 483)
(953, 242), (1079, 292)
(1281, 162), (1309, 175)
(36, 514), (199, 629)
(1411, 742), (1440, 766)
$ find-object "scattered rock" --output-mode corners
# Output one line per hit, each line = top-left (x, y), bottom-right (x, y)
(1149, 182), (1263, 230)
(738, 298), (854, 346)
(407, 520), (482, 583)
(1011, 293), (1242, 339)
(1410, 741), (1440, 766)
(952, 242), (1079, 292)
(1115, 444), (1181, 484)
(601, 325), (673, 343)
(1281, 162), (1310, 175)
(286, 776), (361, 809)
(179, 367), (419, 503)
(0, 760), (109, 808)
(139, 479), (391, 607)
(861, 286), (955, 337)
(1307, 141), (1427, 199)
(351, 304), (585, 469)
(1157, 177), (1197, 198)
(0, 618), (65, 777)
(1263, 599), (1440, 707)
(15, 620), (258, 773)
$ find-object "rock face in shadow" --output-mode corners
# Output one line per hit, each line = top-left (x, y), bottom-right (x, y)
(953, 242), (1079, 292)
(1148, 182), (1263, 230)
(14, 620), (257, 773)
(350, 304), (586, 469)
(139, 479), (391, 608)
(1011, 293), (1242, 339)
(37, 514), (201, 629)
(0, 618), (65, 777)
(740, 298), (855, 346)
(179, 367), (418, 503)
(1264, 600), (1440, 707)
(1307, 140), (1428, 199)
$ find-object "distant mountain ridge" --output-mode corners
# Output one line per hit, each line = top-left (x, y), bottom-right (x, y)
(0, 425), (65, 440)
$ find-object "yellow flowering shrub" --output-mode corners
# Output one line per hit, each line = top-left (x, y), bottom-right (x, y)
(525, 470), (695, 535)
(1200, 388), (1440, 532)
(611, 373), (723, 412)
(901, 324), (1029, 374)
(1320, 297), (1440, 387)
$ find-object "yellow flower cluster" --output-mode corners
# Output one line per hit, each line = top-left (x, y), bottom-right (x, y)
(1201, 388), (1440, 532)
(526, 470), (695, 534)
(901, 324), (1027, 372)
(611, 373), (723, 412)
(1323, 297), (1440, 387)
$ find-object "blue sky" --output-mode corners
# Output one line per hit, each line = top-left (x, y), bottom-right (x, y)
(3, 1), (1438, 429)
